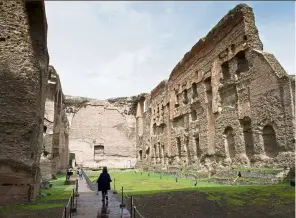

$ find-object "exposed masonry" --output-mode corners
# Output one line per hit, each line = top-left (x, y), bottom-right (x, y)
(134, 4), (295, 173)
(0, 0), (69, 206)
(0, 1), (295, 206)
(64, 96), (138, 169)
(41, 65), (69, 182)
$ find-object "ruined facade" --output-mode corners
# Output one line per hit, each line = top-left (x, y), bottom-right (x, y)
(65, 96), (137, 169)
(40, 66), (70, 181)
(0, 0), (70, 205)
(0, 0), (49, 205)
(135, 4), (295, 171)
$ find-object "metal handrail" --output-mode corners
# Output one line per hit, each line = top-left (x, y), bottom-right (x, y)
(61, 179), (79, 218)
(133, 205), (145, 218)
(122, 190), (145, 218)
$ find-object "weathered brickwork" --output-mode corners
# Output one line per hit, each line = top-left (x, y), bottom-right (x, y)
(135, 4), (295, 172)
(0, 0), (49, 205)
(65, 96), (137, 169)
(0, 0), (70, 205)
(0, 1), (294, 206)
(40, 66), (69, 181)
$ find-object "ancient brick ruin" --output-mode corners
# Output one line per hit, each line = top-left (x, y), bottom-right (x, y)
(64, 96), (137, 169)
(0, 1), (69, 205)
(0, 1), (294, 206)
(41, 66), (69, 181)
(135, 4), (295, 172)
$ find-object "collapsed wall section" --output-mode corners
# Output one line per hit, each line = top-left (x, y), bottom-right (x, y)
(0, 0), (49, 205)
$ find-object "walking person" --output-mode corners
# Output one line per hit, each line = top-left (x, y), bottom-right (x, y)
(78, 168), (83, 180)
(97, 167), (112, 202)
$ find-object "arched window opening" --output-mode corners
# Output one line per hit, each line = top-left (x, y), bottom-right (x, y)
(161, 144), (165, 164)
(204, 77), (212, 102)
(94, 145), (104, 159)
(192, 83), (198, 98)
(221, 61), (230, 81)
(236, 50), (249, 73)
(139, 150), (143, 161)
(174, 90), (180, 108)
(195, 136), (202, 158)
(43, 125), (47, 133)
(191, 109), (197, 121)
(183, 89), (189, 104)
(224, 126), (235, 159)
(145, 147), (150, 159)
(240, 117), (254, 159)
(263, 125), (279, 158)
(152, 123), (156, 135)
(176, 137), (182, 159)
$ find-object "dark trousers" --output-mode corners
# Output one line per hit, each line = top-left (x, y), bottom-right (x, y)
(101, 190), (108, 200)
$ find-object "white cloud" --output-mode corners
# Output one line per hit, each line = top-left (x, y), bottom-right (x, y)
(45, 1), (295, 99)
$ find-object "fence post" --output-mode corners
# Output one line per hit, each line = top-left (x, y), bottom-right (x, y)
(64, 206), (67, 218)
(130, 196), (133, 217)
(133, 206), (136, 218)
(119, 186), (125, 208)
(71, 189), (77, 212)
(75, 179), (79, 197)
(113, 178), (117, 194)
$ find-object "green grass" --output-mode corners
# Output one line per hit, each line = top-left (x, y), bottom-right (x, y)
(86, 170), (295, 208)
(86, 170), (222, 195)
(0, 174), (74, 214)
(38, 174), (74, 201)
(0, 203), (64, 213)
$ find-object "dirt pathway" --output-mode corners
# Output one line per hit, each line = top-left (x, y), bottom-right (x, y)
(73, 176), (130, 218)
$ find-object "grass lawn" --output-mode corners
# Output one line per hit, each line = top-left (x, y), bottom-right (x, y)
(86, 169), (294, 211)
(86, 170), (222, 195)
(0, 174), (74, 215)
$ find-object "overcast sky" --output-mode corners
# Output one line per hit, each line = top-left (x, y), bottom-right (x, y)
(45, 1), (295, 99)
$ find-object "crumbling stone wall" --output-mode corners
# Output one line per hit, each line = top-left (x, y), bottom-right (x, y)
(0, 0), (49, 205)
(65, 96), (137, 168)
(40, 66), (69, 181)
(135, 4), (295, 172)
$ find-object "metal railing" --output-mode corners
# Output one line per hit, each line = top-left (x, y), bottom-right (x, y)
(120, 187), (145, 218)
(62, 179), (79, 218)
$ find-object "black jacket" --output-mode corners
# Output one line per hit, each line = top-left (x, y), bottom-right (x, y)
(97, 172), (112, 191)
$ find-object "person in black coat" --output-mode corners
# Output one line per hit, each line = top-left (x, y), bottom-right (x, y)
(97, 167), (112, 202)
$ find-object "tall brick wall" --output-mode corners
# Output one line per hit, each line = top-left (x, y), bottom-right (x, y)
(135, 4), (295, 171)
(0, 0), (49, 205)
(65, 96), (137, 169)
(41, 66), (70, 181)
